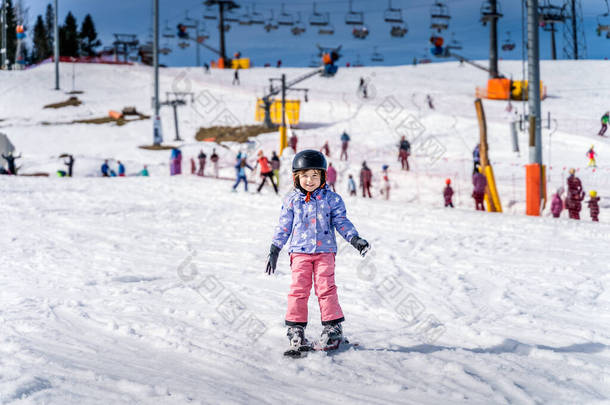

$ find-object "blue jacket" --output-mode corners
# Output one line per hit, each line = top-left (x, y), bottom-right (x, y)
(118, 163), (125, 175)
(272, 185), (358, 253)
(101, 163), (109, 175)
(235, 159), (252, 177)
(341, 133), (350, 142)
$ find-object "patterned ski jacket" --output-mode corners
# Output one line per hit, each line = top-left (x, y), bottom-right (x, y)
(271, 185), (359, 253)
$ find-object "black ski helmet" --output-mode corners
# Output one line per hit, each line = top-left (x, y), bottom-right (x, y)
(292, 150), (327, 172)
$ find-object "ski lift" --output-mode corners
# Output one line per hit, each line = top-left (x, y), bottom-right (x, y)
(538, 1), (566, 25)
(278, 3), (294, 26)
(204, 6), (217, 21)
(225, 10), (239, 23)
(446, 32), (462, 51)
(264, 10), (279, 32)
(345, 0), (364, 25)
(352, 25), (369, 39)
(318, 23), (335, 35)
(178, 41), (190, 49)
(291, 12), (306, 35)
(309, 2), (330, 27)
(162, 20), (175, 38)
(480, 0), (503, 26)
(239, 6), (252, 25)
(596, 0), (610, 37)
(502, 31), (516, 51)
(177, 23), (189, 39)
(251, 4), (265, 25)
(384, 0), (404, 24)
(390, 23), (408, 38)
(219, 23), (231, 32)
(354, 54), (363, 67)
(371, 47), (384, 62)
(430, 1), (451, 33)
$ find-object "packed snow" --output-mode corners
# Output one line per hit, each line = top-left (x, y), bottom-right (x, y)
(1, 61), (609, 404)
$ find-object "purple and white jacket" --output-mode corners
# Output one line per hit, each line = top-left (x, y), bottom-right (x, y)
(271, 185), (359, 253)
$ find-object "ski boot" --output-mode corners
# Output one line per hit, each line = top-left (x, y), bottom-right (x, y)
(283, 326), (312, 358)
(317, 323), (343, 351)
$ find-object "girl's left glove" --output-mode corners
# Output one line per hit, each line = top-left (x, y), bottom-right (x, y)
(265, 244), (281, 275)
(350, 236), (370, 257)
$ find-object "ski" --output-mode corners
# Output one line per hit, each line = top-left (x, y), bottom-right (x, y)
(283, 344), (313, 359)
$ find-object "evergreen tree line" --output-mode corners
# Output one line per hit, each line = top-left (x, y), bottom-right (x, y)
(0, 1), (101, 66)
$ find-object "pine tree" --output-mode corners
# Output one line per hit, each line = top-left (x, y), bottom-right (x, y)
(59, 12), (78, 57)
(79, 14), (100, 56)
(44, 3), (54, 53)
(32, 15), (50, 63)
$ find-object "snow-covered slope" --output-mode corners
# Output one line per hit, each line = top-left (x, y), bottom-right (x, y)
(1, 61), (609, 404)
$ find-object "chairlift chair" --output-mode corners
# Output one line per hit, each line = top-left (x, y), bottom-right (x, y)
(219, 23), (231, 32)
(309, 2), (330, 26)
(480, 0), (503, 25)
(250, 4), (265, 25)
(345, 0), (364, 25)
(502, 31), (516, 51)
(225, 10), (239, 23)
(430, 1), (451, 32)
(384, 0), (404, 24)
(596, 0), (610, 37)
(538, 1), (566, 24)
(278, 3), (295, 26)
(291, 12), (306, 35)
(446, 32), (462, 51)
(264, 10), (279, 32)
(354, 54), (363, 67)
(162, 20), (175, 38)
(204, 6), (217, 20)
(178, 42), (190, 49)
(352, 25), (369, 39)
(371, 47), (384, 62)
(390, 23), (408, 38)
(318, 23), (335, 35)
(309, 54), (320, 67)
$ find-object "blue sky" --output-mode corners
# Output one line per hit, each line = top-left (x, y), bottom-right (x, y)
(26, 0), (610, 66)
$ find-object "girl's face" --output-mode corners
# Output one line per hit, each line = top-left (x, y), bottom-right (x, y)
(299, 169), (321, 192)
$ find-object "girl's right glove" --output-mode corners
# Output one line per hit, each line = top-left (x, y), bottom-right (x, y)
(265, 244), (280, 275)
(350, 236), (370, 257)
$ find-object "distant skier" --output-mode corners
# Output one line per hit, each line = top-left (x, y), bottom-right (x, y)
(358, 77), (368, 99)
(101, 160), (110, 177)
(271, 151), (280, 187)
(64, 154), (74, 177)
(473, 143), (481, 173)
(210, 149), (220, 178)
(340, 131), (350, 161)
(1, 151), (20, 175)
(586, 145), (597, 167)
(326, 162), (337, 192)
(443, 178), (454, 208)
(232, 68), (240, 85)
(599, 111), (609, 137)
(264, 150), (370, 356)
(203, 63), (210, 74)
(587, 190), (600, 222)
(198, 150), (207, 176)
(277, 59), (282, 68)
(550, 187), (564, 218)
(289, 133), (298, 153)
(472, 168), (487, 211)
(426, 94), (435, 110)
(398, 136), (410, 171)
(139, 165), (150, 177)
(360, 161), (373, 198)
(117, 161), (126, 177)
(381, 165), (390, 200)
(320, 141), (330, 157)
(255, 150), (278, 194)
(190, 158), (196, 175)
(232, 157), (252, 192)
(170, 148), (182, 176)
(566, 168), (585, 220)
(347, 174), (357, 196)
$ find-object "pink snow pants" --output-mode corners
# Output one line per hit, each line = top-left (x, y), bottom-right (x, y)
(285, 253), (344, 325)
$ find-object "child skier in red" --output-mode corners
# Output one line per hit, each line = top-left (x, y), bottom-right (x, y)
(443, 178), (454, 207)
(588, 190), (600, 222)
(265, 150), (370, 357)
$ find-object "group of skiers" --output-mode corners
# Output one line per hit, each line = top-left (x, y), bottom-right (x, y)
(100, 159), (127, 177)
(550, 168), (600, 221)
(191, 149), (220, 178)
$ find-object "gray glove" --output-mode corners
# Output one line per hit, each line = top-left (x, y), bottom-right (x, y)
(265, 244), (280, 275)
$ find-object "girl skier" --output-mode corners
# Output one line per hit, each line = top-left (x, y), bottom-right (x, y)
(443, 178), (454, 208)
(265, 150), (370, 356)
(587, 190), (600, 222)
(586, 145), (597, 167)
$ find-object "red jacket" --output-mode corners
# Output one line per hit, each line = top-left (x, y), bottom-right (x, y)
(258, 157), (272, 174)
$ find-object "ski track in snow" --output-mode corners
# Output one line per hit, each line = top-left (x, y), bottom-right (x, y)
(1, 62), (610, 404)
